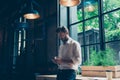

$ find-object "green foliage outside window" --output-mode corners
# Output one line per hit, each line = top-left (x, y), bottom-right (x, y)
(106, 29), (120, 41)
(83, 48), (118, 66)
(77, 0), (120, 42)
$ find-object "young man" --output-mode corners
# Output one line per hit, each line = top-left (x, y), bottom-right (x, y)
(52, 26), (82, 80)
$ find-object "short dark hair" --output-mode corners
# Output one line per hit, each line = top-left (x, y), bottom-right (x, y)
(56, 26), (69, 33)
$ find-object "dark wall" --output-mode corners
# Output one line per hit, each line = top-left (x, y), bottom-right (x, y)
(0, 24), (15, 80)
(0, 0), (57, 79)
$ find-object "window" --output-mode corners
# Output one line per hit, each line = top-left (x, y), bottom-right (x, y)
(13, 25), (26, 69)
(103, 0), (120, 12)
(59, 0), (120, 64)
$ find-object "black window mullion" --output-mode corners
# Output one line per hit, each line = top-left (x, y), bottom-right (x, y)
(98, 0), (105, 51)
(82, 0), (88, 63)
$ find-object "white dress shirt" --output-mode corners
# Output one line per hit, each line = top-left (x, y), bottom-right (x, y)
(58, 37), (82, 70)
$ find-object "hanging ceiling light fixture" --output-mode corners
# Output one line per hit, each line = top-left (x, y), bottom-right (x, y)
(60, 0), (80, 7)
(84, 2), (95, 12)
(24, 10), (40, 19)
(23, 0), (40, 19)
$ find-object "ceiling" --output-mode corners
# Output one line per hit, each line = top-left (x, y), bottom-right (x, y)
(0, 0), (46, 25)
(0, 0), (24, 25)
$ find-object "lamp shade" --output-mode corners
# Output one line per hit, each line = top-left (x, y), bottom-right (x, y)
(84, 1), (95, 12)
(60, 0), (80, 7)
(85, 5), (95, 12)
(24, 10), (40, 19)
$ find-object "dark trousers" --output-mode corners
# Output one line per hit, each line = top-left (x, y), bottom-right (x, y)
(56, 69), (76, 80)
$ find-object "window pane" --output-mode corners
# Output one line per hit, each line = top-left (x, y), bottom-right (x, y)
(81, 44), (100, 64)
(70, 6), (81, 24)
(71, 23), (83, 43)
(85, 18), (100, 44)
(70, 6), (82, 23)
(103, 0), (120, 12)
(71, 0), (98, 23)
(106, 42), (120, 64)
(104, 10), (120, 41)
(84, 0), (98, 19)
(60, 6), (67, 26)
(106, 42), (120, 54)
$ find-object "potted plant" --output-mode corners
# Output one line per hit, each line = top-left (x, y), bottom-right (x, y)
(81, 48), (120, 78)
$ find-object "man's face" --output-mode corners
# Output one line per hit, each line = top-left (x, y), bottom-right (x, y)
(58, 32), (67, 40)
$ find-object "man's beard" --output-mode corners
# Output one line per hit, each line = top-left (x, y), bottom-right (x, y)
(61, 37), (68, 44)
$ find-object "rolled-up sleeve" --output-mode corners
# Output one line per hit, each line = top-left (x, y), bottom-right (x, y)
(72, 42), (82, 65)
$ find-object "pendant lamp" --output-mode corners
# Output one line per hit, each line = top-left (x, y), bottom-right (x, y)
(23, 0), (40, 19)
(85, 5), (95, 12)
(24, 10), (40, 19)
(60, 0), (80, 7)
(84, 2), (95, 12)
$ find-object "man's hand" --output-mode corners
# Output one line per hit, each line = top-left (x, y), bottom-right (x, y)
(52, 56), (62, 65)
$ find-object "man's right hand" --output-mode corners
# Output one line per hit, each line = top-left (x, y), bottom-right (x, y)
(52, 56), (62, 65)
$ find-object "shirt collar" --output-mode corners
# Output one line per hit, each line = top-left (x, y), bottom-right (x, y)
(66, 37), (72, 44)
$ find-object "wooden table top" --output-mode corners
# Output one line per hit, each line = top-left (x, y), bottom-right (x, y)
(36, 75), (120, 80)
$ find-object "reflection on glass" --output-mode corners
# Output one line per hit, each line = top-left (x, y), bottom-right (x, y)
(103, 0), (120, 13)
(85, 4), (95, 12)
(84, 1), (98, 19)
(84, 1), (95, 12)
(104, 10), (120, 41)
(70, 0), (98, 23)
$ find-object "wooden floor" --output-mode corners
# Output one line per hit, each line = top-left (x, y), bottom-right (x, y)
(36, 75), (120, 80)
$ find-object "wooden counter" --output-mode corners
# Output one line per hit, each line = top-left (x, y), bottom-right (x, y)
(36, 75), (120, 80)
